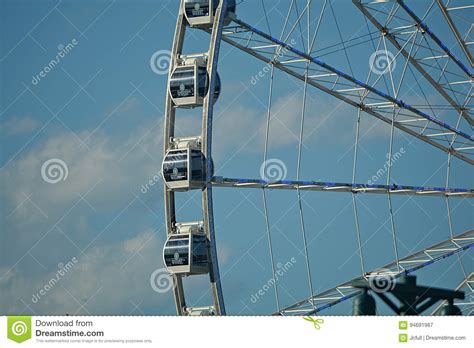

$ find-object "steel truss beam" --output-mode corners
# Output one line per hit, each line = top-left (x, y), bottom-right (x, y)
(212, 176), (474, 198)
(354, 0), (473, 127)
(396, 0), (472, 75)
(204, 18), (474, 164)
(432, 272), (474, 315)
(436, 0), (474, 67)
(276, 229), (474, 315)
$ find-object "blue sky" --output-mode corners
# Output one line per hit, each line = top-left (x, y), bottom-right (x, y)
(0, 0), (472, 315)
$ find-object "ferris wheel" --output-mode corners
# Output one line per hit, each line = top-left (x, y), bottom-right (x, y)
(161, 0), (474, 316)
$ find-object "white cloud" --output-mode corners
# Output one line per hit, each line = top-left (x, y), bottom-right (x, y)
(0, 115), (40, 135)
(213, 92), (377, 156)
(0, 229), (175, 315)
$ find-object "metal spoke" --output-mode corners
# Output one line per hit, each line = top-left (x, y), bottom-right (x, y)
(262, 64), (281, 313)
(212, 176), (474, 197)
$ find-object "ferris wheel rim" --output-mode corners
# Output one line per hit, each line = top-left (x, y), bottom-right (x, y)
(163, 0), (229, 316)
